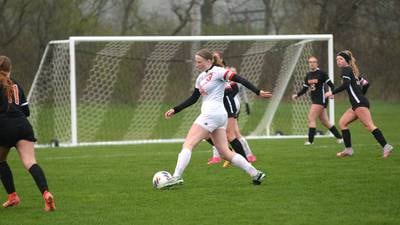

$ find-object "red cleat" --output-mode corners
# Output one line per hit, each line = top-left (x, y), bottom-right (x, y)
(207, 157), (221, 165)
(3, 192), (21, 208)
(42, 191), (56, 212)
(247, 154), (257, 163)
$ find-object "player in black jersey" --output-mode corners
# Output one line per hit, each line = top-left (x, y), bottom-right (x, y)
(0, 56), (55, 211)
(206, 52), (257, 166)
(325, 50), (393, 158)
(292, 56), (342, 145)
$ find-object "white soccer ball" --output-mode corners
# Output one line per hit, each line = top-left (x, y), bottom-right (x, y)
(152, 171), (172, 189)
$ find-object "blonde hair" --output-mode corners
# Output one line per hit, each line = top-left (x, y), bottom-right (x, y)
(341, 50), (360, 77)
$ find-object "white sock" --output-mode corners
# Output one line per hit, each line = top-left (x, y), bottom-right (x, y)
(231, 153), (258, 177)
(212, 146), (220, 158)
(173, 148), (192, 177)
(239, 137), (252, 156)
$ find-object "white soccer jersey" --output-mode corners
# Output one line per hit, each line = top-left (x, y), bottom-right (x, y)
(195, 66), (234, 115)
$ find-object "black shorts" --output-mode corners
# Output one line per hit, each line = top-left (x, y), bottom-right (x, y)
(311, 101), (328, 108)
(351, 101), (370, 111)
(0, 116), (36, 148)
(223, 94), (238, 118)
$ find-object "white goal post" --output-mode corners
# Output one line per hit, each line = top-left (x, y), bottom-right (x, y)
(28, 35), (334, 147)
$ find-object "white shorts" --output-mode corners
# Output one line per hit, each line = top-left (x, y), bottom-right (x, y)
(194, 113), (227, 132)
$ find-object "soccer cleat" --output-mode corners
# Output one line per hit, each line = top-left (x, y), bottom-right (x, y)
(337, 138), (344, 144)
(252, 171), (266, 185)
(2, 192), (20, 208)
(383, 144), (393, 158)
(160, 176), (184, 189)
(304, 141), (313, 145)
(43, 191), (56, 212)
(207, 156), (221, 165)
(336, 149), (353, 157)
(222, 160), (231, 168)
(247, 154), (257, 163)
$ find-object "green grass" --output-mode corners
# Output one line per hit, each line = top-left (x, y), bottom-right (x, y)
(2, 101), (400, 225)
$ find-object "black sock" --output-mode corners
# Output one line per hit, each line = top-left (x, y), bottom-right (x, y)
(28, 164), (49, 194)
(308, 127), (316, 143)
(341, 129), (352, 148)
(0, 161), (16, 194)
(329, 126), (342, 139)
(205, 138), (214, 146)
(230, 139), (247, 160)
(371, 128), (387, 147)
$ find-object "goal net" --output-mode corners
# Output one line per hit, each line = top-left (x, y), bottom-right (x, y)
(28, 35), (334, 147)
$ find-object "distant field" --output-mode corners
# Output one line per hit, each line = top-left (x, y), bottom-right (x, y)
(2, 100), (399, 225)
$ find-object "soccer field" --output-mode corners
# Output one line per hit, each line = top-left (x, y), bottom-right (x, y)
(2, 101), (399, 225)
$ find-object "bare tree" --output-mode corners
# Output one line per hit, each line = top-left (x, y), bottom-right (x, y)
(0, 0), (31, 47)
(170, 0), (196, 35)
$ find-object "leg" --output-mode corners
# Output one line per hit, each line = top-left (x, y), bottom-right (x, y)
(173, 124), (209, 178)
(319, 109), (342, 140)
(337, 109), (358, 157)
(211, 129), (265, 185)
(0, 147), (15, 194)
(0, 147), (21, 208)
(15, 140), (55, 211)
(307, 104), (323, 144)
(354, 107), (392, 156)
(226, 118), (247, 159)
(234, 120), (256, 162)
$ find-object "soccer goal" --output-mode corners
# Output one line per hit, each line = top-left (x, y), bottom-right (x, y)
(28, 35), (334, 147)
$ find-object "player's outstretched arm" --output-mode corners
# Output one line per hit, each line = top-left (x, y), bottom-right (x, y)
(231, 74), (272, 98)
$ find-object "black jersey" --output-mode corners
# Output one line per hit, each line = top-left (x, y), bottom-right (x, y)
(332, 67), (369, 110)
(224, 82), (239, 118)
(296, 69), (334, 106)
(0, 80), (36, 147)
(0, 79), (29, 117)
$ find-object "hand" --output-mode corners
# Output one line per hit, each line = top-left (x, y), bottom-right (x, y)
(259, 90), (272, 98)
(325, 91), (333, 98)
(164, 108), (175, 119)
(245, 103), (250, 115)
(292, 94), (298, 100)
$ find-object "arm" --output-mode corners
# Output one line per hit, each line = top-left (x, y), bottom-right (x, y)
(326, 79), (335, 90)
(296, 85), (308, 97)
(332, 79), (350, 95)
(18, 85), (30, 117)
(230, 74), (260, 95)
(172, 88), (201, 114)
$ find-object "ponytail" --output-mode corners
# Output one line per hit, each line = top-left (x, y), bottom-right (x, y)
(341, 50), (360, 77)
(0, 56), (14, 102)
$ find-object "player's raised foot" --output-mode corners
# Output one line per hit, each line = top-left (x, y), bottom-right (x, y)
(336, 148), (353, 157)
(247, 154), (257, 163)
(337, 138), (344, 144)
(2, 192), (20, 208)
(252, 171), (266, 185)
(161, 176), (184, 189)
(304, 141), (313, 145)
(383, 144), (393, 158)
(222, 160), (231, 168)
(207, 156), (221, 165)
(42, 191), (56, 212)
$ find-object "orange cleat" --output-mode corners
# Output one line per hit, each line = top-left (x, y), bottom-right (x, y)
(336, 149), (353, 157)
(42, 191), (56, 212)
(3, 192), (21, 208)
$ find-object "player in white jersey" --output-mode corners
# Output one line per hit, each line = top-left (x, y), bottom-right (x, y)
(163, 49), (272, 188)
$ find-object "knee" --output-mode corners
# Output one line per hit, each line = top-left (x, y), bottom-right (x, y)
(226, 131), (236, 142)
(22, 160), (37, 171)
(338, 119), (347, 130)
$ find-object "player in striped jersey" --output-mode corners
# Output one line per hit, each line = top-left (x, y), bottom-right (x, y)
(292, 56), (342, 145)
(163, 49), (272, 188)
(325, 50), (393, 158)
(0, 56), (55, 211)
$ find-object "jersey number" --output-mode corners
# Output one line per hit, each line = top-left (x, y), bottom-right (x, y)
(12, 84), (20, 105)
